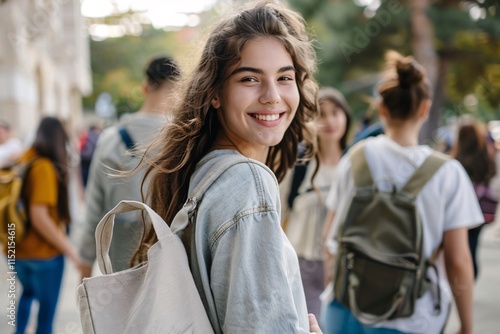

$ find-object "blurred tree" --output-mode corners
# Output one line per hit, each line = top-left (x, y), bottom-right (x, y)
(410, 0), (438, 143)
(289, 0), (500, 142)
(83, 24), (196, 118)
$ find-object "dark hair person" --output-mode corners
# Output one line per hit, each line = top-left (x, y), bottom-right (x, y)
(132, 1), (323, 332)
(5, 116), (84, 334)
(452, 122), (497, 280)
(322, 51), (482, 334)
(318, 87), (352, 151)
(77, 55), (182, 278)
(282, 86), (352, 319)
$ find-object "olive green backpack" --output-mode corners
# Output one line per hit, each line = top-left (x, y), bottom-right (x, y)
(333, 141), (448, 325)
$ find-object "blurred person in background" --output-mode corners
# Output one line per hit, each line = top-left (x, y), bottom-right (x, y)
(322, 51), (482, 334)
(79, 124), (102, 187)
(76, 55), (181, 277)
(451, 122), (498, 281)
(280, 87), (352, 319)
(7, 116), (84, 334)
(0, 119), (23, 168)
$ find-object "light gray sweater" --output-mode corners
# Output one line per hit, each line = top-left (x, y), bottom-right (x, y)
(76, 113), (167, 271)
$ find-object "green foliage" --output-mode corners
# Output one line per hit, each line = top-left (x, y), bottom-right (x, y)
(83, 25), (190, 115)
(85, 0), (500, 126)
(289, 0), (500, 125)
(290, 0), (411, 119)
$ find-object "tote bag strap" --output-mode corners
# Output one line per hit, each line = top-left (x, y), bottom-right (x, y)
(96, 200), (171, 275)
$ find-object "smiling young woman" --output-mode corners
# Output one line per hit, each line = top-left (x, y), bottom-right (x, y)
(131, 1), (322, 333)
(211, 37), (300, 162)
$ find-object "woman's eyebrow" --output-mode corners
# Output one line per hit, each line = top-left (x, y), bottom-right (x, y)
(230, 65), (296, 76)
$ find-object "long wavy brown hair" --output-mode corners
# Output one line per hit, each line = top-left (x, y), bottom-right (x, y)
(451, 123), (496, 184)
(132, 1), (319, 264)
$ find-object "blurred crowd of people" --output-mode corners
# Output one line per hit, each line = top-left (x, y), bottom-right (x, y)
(2, 59), (498, 334)
(0, 2), (498, 333)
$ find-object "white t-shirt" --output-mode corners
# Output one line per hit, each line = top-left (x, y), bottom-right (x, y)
(0, 137), (23, 168)
(282, 160), (337, 261)
(324, 135), (483, 334)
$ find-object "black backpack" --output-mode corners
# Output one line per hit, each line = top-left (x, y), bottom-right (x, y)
(333, 141), (448, 324)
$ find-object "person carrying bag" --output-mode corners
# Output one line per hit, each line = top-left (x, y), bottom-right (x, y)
(78, 155), (265, 333)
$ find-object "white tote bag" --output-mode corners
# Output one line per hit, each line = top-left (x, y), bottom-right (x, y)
(77, 200), (214, 334)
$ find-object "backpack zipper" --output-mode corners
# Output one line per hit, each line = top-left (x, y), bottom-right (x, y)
(345, 242), (419, 272)
(340, 251), (354, 301)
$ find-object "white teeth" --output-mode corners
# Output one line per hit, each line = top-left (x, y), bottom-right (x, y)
(253, 114), (280, 121)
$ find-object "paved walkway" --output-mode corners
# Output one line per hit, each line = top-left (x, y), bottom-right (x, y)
(0, 245), (84, 333)
(444, 223), (500, 334)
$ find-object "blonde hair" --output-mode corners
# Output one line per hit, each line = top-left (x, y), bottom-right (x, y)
(133, 0), (318, 264)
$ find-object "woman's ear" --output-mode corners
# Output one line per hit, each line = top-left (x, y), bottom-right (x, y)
(377, 102), (388, 119)
(141, 81), (149, 96)
(418, 99), (432, 120)
(211, 95), (221, 109)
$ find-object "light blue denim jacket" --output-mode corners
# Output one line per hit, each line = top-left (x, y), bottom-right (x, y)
(187, 150), (309, 333)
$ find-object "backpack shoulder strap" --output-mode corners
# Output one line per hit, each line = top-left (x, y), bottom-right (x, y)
(348, 141), (373, 188)
(19, 157), (41, 181)
(190, 155), (254, 199)
(118, 126), (135, 150)
(169, 155), (254, 233)
(20, 157), (42, 225)
(401, 151), (449, 197)
(287, 161), (309, 209)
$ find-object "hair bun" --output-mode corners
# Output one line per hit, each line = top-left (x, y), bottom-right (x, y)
(396, 59), (424, 88)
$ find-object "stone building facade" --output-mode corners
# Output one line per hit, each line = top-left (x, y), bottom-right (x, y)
(0, 0), (92, 141)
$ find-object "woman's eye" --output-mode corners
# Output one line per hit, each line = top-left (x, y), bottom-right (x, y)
(279, 76), (294, 81)
(240, 77), (257, 82)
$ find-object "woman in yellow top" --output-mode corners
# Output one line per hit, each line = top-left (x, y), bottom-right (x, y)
(14, 117), (83, 334)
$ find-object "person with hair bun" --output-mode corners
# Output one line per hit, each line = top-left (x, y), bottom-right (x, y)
(322, 51), (482, 334)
